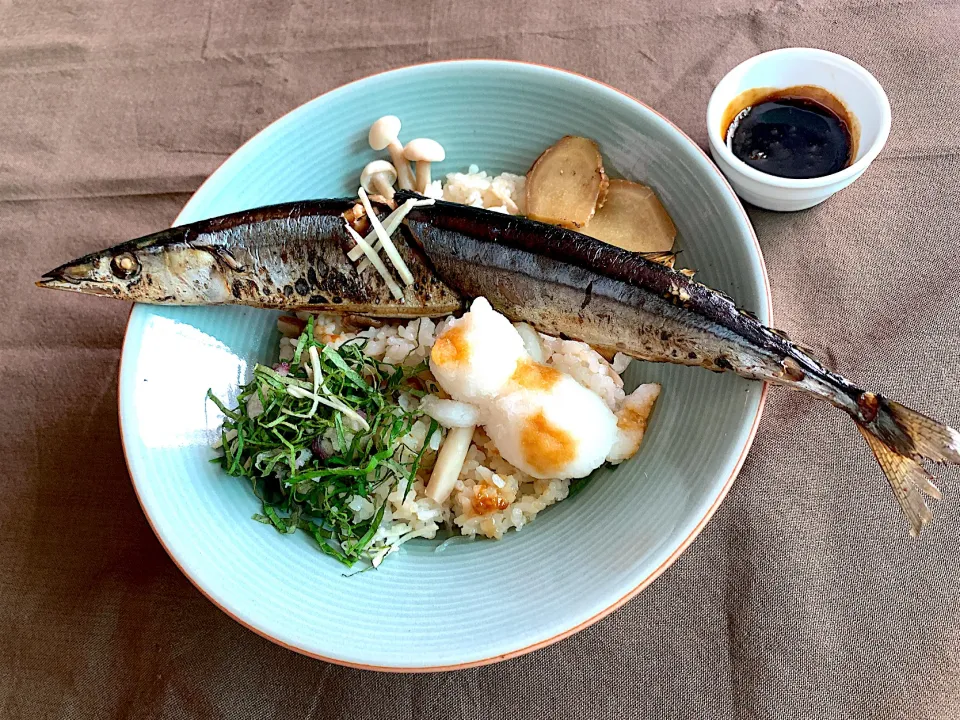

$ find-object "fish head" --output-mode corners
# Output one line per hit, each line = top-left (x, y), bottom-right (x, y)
(37, 245), (146, 298)
(37, 230), (235, 304)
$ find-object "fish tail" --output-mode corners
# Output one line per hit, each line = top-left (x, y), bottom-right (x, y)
(854, 392), (960, 536)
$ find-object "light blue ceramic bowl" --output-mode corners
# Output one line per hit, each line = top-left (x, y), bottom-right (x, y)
(119, 60), (769, 671)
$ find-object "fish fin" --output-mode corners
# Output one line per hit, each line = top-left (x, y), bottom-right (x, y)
(638, 251), (677, 268)
(857, 426), (938, 536)
(860, 393), (960, 464)
(882, 399), (960, 464)
(635, 249), (699, 279)
(764, 322), (832, 368)
(637, 251), (698, 278)
(769, 327), (822, 361)
(794, 343), (823, 361)
(854, 394), (960, 535)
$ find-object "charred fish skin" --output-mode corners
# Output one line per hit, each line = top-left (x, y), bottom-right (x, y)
(37, 192), (960, 534)
(401, 193), (856, 399)
(37, 199), (463, 318)
(398, 192), (960, 535)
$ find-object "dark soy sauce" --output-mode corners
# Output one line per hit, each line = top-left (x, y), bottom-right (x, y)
(722, 85), (858, 179)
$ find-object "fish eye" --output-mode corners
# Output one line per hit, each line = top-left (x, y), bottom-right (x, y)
(111, 252), (141, 279)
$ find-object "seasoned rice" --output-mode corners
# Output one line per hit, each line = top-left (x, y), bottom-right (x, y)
(276, 166), (648, 561)
(279, 308), (632, 554)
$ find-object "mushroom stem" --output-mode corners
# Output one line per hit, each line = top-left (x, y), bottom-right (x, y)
(360, 160), (398, 203)
(372, 175), (395, 200)
(414, 161), (432, 193)
(402, 138), (445, 194)
(387, 142), (415, 190)
(426, 426), (475, 503)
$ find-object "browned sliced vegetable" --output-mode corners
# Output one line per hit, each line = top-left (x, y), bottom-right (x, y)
(525, 136), (608, 229)
(582, 179), (676, 252)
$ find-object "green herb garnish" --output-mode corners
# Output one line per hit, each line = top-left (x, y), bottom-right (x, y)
(208, 326), (438, 567)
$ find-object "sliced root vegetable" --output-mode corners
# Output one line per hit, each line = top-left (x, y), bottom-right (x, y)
(426, 425), (475, 503)
(347, 199), (413, 262)
(355, 199), (435, 273)
(525, 136), (608, 229)
(348, 197), (435, 265)
(343, 223), (404, 301)
(582, 179), (676, 252)
(357, 187), (414, 285)
(286, 385), (370, 431)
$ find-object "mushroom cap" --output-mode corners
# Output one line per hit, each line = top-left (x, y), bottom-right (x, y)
(360, 160), (398, 190)
(368, 115), (402, 150)
(403, 138), (446, 163)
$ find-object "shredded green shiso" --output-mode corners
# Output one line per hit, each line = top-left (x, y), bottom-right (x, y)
(207, 317), (439, 567)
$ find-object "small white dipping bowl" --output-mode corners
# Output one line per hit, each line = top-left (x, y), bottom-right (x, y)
(707, 48), (891, 211)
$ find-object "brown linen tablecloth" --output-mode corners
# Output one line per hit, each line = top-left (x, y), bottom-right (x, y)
(4, 1), (960, 718)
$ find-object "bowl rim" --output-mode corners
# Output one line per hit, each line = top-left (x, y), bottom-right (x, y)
(706, 47), (892, 190)
(117, 58), (771, 672)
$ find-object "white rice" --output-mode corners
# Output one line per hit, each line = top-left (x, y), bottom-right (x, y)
(423, 164), (526, 215)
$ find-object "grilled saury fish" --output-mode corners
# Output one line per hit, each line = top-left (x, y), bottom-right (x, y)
(38, 191), (960, 535)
